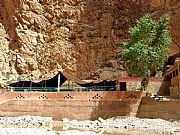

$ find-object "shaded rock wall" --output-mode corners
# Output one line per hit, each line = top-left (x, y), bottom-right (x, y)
(0, 0), (179, 82)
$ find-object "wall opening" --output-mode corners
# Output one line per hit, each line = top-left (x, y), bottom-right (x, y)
(120, 82), (126, 91)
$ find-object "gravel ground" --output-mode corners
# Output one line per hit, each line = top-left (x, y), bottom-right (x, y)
(0, 116), (180, 135)
(0, 128), (56, 135)
(0, 116), (98, 135)
(57, 130), (99, 135)
(0, 116), (53, 129)
(63, 116), (180, 135)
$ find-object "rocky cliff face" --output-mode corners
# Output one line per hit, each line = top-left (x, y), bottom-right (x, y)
(0, 0), (179, 83)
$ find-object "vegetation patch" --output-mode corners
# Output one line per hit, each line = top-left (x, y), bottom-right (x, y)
(122, 14), (171, 91)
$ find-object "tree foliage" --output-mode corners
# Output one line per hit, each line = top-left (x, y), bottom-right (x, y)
(121, 14), (171, 88)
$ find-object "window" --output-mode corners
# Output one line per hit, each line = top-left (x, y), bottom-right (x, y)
(173, 71), (176, 78)
(170, 73), (172, 79)
(176, 69), (178, 76)
(120, 82), (126, 91)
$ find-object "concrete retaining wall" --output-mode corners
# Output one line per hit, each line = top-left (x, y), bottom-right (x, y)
(137, 97), (180, 120)
(0, 91), (145, 120)
(1, 92), (180, 121)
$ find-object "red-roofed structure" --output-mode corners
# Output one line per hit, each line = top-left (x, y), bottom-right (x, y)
(115, 77), (161, 92)
(117, 77), (160, 82)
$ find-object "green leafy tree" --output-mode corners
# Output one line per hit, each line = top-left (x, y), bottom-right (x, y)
(121, 14), (171, 91)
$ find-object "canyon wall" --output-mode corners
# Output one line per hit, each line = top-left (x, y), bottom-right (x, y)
(0, 0), (179, 83)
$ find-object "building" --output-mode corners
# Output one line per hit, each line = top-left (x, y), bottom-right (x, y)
(166, 60), (180, 98)
(116, 77), (161, 94)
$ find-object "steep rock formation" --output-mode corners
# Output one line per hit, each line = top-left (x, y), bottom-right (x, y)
(140, 0), (180, 55)
(0, 0), (179, 83)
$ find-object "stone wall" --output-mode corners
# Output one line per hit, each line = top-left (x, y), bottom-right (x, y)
(0, 91), (145, 120)
(126, 81), (161, 93)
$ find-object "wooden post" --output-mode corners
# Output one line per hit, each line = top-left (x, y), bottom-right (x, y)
(58, 73), (60, 92)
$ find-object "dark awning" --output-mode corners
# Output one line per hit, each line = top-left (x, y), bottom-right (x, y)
(8, 71), (85, 87)
(79, 80), (116, 88)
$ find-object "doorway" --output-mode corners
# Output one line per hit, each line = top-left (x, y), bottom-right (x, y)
(120, 82), (126, 91)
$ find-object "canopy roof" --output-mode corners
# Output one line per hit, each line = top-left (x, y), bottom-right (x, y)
(79, 80), (116, 88)
(8, 71), (85, 87)
(8, 72), (160, 89)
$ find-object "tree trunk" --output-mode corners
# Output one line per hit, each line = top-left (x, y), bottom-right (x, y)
(141, 77), (149, 92)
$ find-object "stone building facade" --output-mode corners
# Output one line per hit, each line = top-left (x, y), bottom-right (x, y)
(116, 77), (161, 94)
(166, 61), (180, 98)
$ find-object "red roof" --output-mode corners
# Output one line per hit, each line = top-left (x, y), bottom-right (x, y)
(92, 80), (103, 83)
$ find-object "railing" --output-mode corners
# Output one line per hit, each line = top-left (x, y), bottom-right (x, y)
(82, 86), (116, 91)
(9, 86), (116, 92)
(10, 87), (71, 92)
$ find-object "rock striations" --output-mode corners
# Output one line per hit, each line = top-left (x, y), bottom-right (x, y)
(0, 0), (179, 82)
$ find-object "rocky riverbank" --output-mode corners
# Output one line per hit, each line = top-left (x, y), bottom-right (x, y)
(0, 116), (53, 129)
(0, 116), (98, 135)
(63, 116), (180, 135)
(0, 116), (180, 135)
(0, 128), (56, 135)
(0, 128), (99, 135)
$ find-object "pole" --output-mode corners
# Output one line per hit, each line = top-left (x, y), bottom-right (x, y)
(58, 72), (60, 92)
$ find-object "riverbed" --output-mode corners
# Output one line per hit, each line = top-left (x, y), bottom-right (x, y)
(0, 116), (180, 135)
(54, 116), (180, 135)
